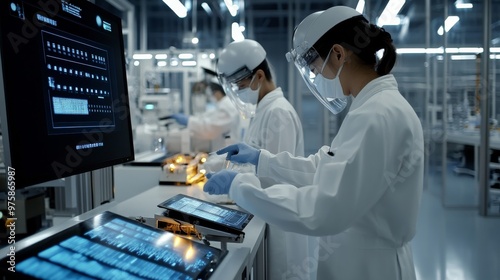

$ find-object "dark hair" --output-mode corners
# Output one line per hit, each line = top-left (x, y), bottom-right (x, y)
(253, 59), (273, 81)
(209, 82), (225, 96)
(313, 15), (396, 76)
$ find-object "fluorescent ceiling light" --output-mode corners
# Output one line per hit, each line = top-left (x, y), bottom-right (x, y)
(396, 47), (488, 54)
(382, 16), (402, 26)
(132, 53), (152, 59)
(231, 22), (245, 42)
(224, 0), (238, 17)
(437, 16), (460, 36)
(449, 55), (500, 60)
(455, 1), (473, 9)
(133, 61), (140, 66)
(155, 54), (168, 59)
(209, 53), (216, 59)
(397, 48), (426, 54)
(377, 0), (406, 27)
(356, 0), (365, 14)
(426, 48), (444, 54)
(178, 53), (194, 59)
(162, 0), (187, 18)
(191, 37), (199, 44)
(451, 55), (476, 60)
(170, 60), (179, 66)
(458, 47), (483, 53)
(157, 61), (168, 67)
(182, 61), (197, 67)
(201, 2), (212, 15)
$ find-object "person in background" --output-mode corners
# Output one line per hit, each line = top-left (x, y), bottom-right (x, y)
(204, 6), (424, 280)
(216, 39), (318, 280)
(164, 78), (240, 151)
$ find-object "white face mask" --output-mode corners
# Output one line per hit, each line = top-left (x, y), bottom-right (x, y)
(236, 75), (260, 105)
(313, 49), (345, 101)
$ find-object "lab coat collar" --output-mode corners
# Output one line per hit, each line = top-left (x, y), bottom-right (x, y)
(349, 74), (398, 111)
(256, 87), (284, 113)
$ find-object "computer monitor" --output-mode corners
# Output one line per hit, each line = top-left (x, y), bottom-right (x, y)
(0, 0), (135, 188)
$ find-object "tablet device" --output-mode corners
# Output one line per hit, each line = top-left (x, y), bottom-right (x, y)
(0, 211), (225, 280)
(157, 194), (254, 235)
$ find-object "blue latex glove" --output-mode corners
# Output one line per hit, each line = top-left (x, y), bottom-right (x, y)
(217, 142), (261, 166)
(203, 170), (238, 195)
(171, 113), (188, 126)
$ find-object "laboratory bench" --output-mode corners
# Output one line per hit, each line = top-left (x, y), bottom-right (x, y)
(0, 184), (267, 280)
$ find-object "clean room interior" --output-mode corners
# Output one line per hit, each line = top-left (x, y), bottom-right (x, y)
(1, 0), (500, 279)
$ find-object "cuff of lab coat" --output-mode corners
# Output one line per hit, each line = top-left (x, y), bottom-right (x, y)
(229, 173), (261, 201)
(256, 149), (272, 178)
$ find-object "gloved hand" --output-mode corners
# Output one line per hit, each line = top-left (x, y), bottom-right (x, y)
(203, 170), (238, 195)
(217, 142), (261, 166)
(159, 113), (189, 126)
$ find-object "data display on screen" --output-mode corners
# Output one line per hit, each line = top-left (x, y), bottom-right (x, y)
(42, 30), (115, 133)
(158, 194), (253, 234)
(0, 211), (225, 279)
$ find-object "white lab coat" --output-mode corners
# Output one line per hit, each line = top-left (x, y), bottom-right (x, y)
(229, 75), (424, 280)
(244, 88), (319, 280)
(187, 95), (240, 151)
(245, 87), (304, 157)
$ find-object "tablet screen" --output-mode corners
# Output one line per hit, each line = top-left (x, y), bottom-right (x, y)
(0, 211), (225, 280)
(158, 194), (253, 232)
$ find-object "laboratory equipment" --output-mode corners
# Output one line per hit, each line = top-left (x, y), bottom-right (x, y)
(157, 194), (253, 251)
(159, 152), (209, 185)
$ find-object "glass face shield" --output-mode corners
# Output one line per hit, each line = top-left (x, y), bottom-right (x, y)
(286, 42), (348, 115)
(219, 67), (258, 119)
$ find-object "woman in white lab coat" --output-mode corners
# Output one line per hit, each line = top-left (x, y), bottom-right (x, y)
(167, 81), (241, 151)
(204, 6), (424, 280)
(217, 39), (318, 280)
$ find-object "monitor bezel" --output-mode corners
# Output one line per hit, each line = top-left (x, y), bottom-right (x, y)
(0, 0), (135, 188)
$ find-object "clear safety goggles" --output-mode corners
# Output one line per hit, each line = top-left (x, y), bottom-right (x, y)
(286, 41), (348, 115)
(218, 70), (257, 119)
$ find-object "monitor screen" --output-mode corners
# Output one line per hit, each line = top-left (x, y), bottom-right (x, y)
(0, 0), (134, 188)
(158, 194), (254, 235)
(0, 211), (226, 279)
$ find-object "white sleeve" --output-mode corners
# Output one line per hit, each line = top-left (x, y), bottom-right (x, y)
(229, 117), (401, 236)
(187, 109), (233, 140)
(257, 147), (328, 186)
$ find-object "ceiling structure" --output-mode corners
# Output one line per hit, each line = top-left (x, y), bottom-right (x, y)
(95, 0), (500, 119)
(95, 0), (500, 51)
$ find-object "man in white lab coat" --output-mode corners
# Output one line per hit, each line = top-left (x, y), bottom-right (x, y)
(217, 39), (318, 280)
(165, 80), (241, 151)
(204, 6), (424, 280)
